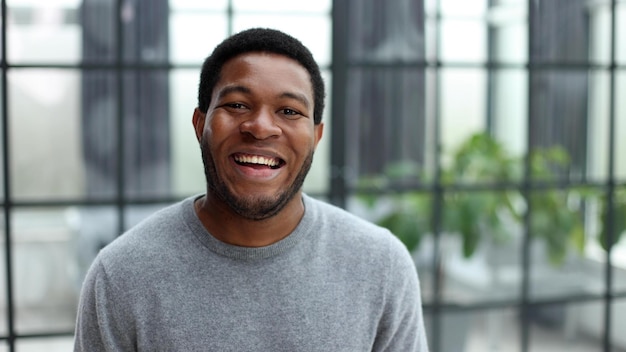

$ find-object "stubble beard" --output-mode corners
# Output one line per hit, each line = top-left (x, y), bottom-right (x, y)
(200, 136), (313, 221)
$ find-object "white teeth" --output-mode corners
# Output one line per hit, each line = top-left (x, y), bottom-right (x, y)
(235, 154), (279, 167)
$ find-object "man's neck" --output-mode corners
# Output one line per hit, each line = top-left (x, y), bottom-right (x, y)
(194, 193), (305, 247)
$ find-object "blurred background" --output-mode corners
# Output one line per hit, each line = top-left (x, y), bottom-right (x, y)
(0, 0), (624, 351)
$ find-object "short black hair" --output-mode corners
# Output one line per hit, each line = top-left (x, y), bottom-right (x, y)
(198, 28), (326, 125)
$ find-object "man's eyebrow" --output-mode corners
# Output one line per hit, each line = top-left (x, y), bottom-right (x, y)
(216, 85), (311, 109)
(280, 92), (311, 109)
(216, 85), (251, 100)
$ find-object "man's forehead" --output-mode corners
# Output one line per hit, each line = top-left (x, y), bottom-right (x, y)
(216, 53), (313, 93)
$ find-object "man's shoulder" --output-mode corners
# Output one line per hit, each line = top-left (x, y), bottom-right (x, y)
(304, 195), (408, 255)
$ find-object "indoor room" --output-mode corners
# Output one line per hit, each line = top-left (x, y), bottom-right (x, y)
(0, 0), (625, 351)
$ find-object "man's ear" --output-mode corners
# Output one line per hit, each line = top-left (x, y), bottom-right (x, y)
(313, 122), (324, 149)
(192, 108), (206, 141)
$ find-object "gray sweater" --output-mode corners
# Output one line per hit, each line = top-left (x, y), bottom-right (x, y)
(74, 194), (429, 351)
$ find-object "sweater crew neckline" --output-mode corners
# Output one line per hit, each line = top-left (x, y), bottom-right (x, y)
(182, 195), (316, 261)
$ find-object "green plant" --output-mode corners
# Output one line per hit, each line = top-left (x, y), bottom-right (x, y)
(440, 133), (520, 258)
(358, 163), (431, 252)
(358, 132), (616, 266)
(598, 188), (626, 251)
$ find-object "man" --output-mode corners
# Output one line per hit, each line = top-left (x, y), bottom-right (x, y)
(74, 28), (429, 351)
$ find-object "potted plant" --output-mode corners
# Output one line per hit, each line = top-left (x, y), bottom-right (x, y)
(358, 132), (625, 351)
(358, 132), (597, 264)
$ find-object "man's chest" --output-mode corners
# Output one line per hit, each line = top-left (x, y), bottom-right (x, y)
(129, 269), (383, 351)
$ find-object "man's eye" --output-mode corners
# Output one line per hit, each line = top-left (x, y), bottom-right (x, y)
(225, 103), (246, 109)
(280, 108), (302, 118)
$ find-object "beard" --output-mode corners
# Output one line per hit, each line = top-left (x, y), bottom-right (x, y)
(200, 136), (314, 221)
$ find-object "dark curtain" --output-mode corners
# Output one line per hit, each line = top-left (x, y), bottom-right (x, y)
(529, 0), (589, 179)
(81, 0), (170, 199)
(343, 0), (426, 180)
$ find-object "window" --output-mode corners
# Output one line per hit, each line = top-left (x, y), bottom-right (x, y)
(334, 0), (626, 351)
(1, 0), (624, 351)
(0, 1), (330, 349)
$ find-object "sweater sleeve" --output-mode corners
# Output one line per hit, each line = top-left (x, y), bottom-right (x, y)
(74, 258), (136, 352)
(372, 234), (430, 352)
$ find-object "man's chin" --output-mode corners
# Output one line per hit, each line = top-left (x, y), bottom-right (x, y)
(223, 193), (287, 221)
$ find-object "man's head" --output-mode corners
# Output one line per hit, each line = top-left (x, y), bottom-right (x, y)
(198, 28), (325, 124)
(193, 29), (324, 222)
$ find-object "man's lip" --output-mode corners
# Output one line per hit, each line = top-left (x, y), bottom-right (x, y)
(231, 152), (285, 166)
(229, 154), (284, 179)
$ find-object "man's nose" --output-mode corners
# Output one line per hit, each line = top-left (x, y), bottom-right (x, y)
(239, 108), (282, 139)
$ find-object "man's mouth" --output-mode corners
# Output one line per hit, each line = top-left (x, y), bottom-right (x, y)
(233, 153), (284, 169)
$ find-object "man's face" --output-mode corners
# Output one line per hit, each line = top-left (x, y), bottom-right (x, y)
(193, 52), (324, 220)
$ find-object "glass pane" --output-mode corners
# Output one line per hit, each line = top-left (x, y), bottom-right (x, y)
(82, 1), (186, 65)
(611, 186), (626, 294)
(610, 298), (626, 350)
(529, 70), (591, 183)
(530, 0), (603, 64)
(435, 311), (479, 352)
(491, 68), (528, 159)
(15, 336), (74, 352)
(81, 70), (119, 200)
(0, 76), (3, 201)
(303, 70), (331, 196)
(9, 69), (91, 201)
(440, 19), (487, 62)
(9, 69), (120, 201)
(72, 206), (120, 280)
(441, 191), (522, 304)
(586, 69), (612, 182)
(7, 0), (81, 5)
(427, 304), (610, 352)
(425, 17), (438, 62)
(616, 71), (626, 180)
(488, 3), (527, 64)
(347, 1), (425, 63)
(233, 0), (330, 13)
(169, 12), (228, 64)
(528, 189), (599, 299)
(440, 0), (487, 17)
(431, 309), (522, 352)
(170, 69), (205, 198)
(618, 3), (626, 65)
(7, 4), (81, 64)
(612, 58), (625, 264)
(345, 68), (427, 186)
(12, 207), (86, 334)
(122, 70), (171, 199)
(465, 308), (520, 352)
(440, 68), (487, 159)
(233, 15), (331, 66)
(170, 0), (228, 11)
(588, 0), (615, 66)
(81, 0), (116, 64)
(120, 0), (169, 65)
(356, 192), (433, 301)
(528, 302), (603, 351)
(440, 130), (524, 185)
(351, 192), (431, 267)
(0, 212), (6, 336)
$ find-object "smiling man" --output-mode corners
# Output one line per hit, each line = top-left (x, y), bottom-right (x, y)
(74, 28), (429, 352)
